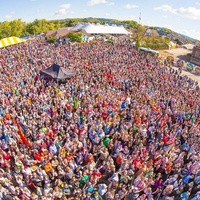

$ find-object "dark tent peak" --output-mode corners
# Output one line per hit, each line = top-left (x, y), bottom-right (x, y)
(40, 63), (76, 81)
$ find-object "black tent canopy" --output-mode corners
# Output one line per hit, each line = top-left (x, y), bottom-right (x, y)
(40, 63), (76, 80)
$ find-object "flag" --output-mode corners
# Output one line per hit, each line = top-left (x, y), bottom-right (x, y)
(19, 122), (27, 134)
(16, 119), (30, 148)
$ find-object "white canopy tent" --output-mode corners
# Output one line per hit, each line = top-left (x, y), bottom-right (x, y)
(72, 23), (130, 35)
(139, 47), (159, 55)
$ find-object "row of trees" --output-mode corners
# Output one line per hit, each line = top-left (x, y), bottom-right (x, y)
(0, 19), (66, 39)
(0, 18), (139, 39)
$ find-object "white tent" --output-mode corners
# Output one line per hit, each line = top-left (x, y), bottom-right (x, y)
(139, 47), (159, 55)
(71, 22), (84, 31)
(72, 23), (130, 35)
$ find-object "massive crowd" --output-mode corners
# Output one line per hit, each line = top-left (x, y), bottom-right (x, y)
(0, 37), (199, 200)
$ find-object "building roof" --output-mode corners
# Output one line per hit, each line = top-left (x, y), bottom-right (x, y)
(44, 29), (71, 38)
(144, 28), (159, 37)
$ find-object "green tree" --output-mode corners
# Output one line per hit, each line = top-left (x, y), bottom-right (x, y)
(122, 20), (138, 28)
(163, 28), (172, 33)
(142, 36), (170, 50)
(174, 38), (182, 45)
(10, 19), (24, 37)
(132, 25), (146, 49)
(67, 32), (82, 42)
(0, 21), (12, 38)
(48, 36), (56, 43)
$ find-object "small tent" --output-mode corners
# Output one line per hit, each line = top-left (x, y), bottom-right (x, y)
(139, 47), (159, 56)
(0, 36), (26, 48)
(40, 63), (76, 80)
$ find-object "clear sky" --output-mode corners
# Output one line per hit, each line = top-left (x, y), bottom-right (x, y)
(1, 0), (200, 40)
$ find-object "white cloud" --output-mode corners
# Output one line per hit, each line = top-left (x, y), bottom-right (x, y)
(164, 24), (172, 29)
(195, 2), (200, 6)
(60, 4), (71, 9)
(177, 29), (200, 39)
(154, 5), (174, 13)
(4, 11), (15, 19)
(87, 0), (108, 6)
(162, 15), (168, 18)
(124, 4), (138, 9)
(4, 15), (12, 19)
(54, 4), (72, 17)
(154, 4), (200, 20)
(107, 2), (115, 6)
(129, 15), (135, 19)
(105, 13), (111, 16)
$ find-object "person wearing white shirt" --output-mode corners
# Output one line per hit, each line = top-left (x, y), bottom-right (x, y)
(49, 142), (58, 155)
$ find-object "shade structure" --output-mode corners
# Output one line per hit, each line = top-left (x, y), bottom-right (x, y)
(40, 63), (76, 80)
(0, 36), (26, 48)
(72, 23), (130, 35)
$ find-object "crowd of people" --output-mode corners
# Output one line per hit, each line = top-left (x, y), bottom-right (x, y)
(0, 37), (199, 200)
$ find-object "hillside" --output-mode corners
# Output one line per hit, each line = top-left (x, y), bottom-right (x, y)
(67, 17), (199, 44)
(154, 26), (198, 45)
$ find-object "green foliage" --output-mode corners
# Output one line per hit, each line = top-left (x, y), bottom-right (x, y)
(174, 38), (182, 45)
(0, 21), (11, 38)
(121, 20), (138, 28)
(107, 39), (113, 44)
(142, 36), (170, 50)
(0, 18), (65, 39)
(131, 25), (146, 49)
(48, 36), (56, 43)
(67, 32), (82, 42)
(65, 19), (81, 27)
(163, 28), (172, 33)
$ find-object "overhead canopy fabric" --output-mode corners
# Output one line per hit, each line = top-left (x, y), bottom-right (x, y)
(40, 63), (76, 80)
(72, 23), (130, 35)
(0, 36), (26, 48)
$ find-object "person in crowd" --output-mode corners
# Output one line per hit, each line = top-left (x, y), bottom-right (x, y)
(0, 36), (199, 199)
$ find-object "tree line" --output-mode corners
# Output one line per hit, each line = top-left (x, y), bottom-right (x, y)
(0, 18), (139, 39)
(0, 17), (178, 50)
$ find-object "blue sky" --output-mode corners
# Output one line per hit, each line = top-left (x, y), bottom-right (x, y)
(1, 0), (200, 40)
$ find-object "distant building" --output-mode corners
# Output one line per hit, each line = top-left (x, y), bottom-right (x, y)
(43, 29), (90, 42)
(191, 45), (200, 66)
(144, 28), (159, 37)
